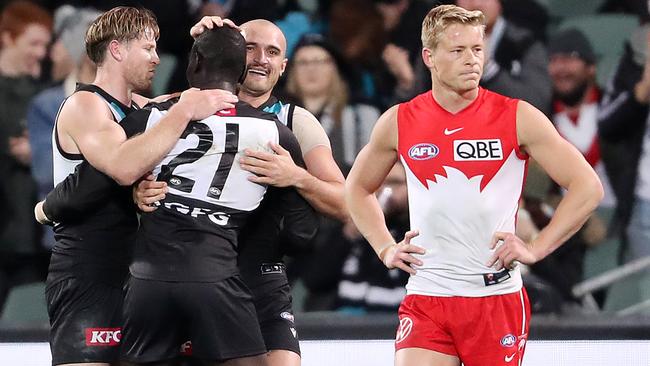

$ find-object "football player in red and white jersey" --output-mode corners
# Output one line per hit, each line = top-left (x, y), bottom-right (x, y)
(345, 4), (603, 366)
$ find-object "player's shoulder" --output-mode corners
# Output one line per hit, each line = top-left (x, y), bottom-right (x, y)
(58, 89), (112, 128)
(234, 101), (279, 122)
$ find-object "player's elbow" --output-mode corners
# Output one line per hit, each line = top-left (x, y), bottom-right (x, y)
(112, 170), (140, 186)
(582, 174), (604, 213)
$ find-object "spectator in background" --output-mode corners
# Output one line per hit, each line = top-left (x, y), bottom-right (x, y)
(328, 0), (387, 107)
(375, 0), (432, 104)
(548, 28), (616, 208)
(456, 0), (552, 115)
(336, 162), (409, 314)
(0, 0), (52, 313)
(598, 24), (650, 261)
(26, 6), (99, 250)
(285, 33), (379, 174)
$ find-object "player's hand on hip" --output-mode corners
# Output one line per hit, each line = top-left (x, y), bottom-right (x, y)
(380, 230), (425, 275)
(190, 16), (240, 38)
(178, 88), (238, 120)
(240, 142), (300, 187)
(134, 173), (167, 213)
(486, 232), (538, 271)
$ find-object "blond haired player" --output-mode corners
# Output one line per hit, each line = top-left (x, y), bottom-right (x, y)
(345, 5), (603, 366)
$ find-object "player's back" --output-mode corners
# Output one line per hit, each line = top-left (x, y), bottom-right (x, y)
(125, 100), (301, 283)
(397, 87), (527, 297)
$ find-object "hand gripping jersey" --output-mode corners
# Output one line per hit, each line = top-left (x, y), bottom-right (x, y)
(397, 88), (528, 297)
(123, 101), (303, 282)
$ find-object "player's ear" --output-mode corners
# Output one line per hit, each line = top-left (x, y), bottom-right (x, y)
(280, 57), (287, 77)
(238, 64), (247, 84)
(422, 47), (434, 69)
(186, 49), (201, 83)
(108, 40), (123, 62)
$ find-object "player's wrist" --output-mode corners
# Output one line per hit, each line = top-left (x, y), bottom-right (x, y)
(35, 201), (53, 225)
(169, 102), (194, 121)
(292, 166), (312, 190)
(377, 242), (396, 264)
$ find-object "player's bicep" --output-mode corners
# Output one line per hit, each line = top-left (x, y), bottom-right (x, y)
(517, 101), (594, 189)
(303, 145), (345, 184)
(292, 106), (331, 154)
(347, 105), (398, 194)
(61, 93), (128, 170)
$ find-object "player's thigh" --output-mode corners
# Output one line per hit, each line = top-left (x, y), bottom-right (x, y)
(185, 277), (266, 361)
(121, 278), (183, 363)
(395, 348), (461, 366)
(255, 284), (300, 356)
(46, 277), (123, 366)
(214, 354), (268, 366)
(266, 349), (300, 366)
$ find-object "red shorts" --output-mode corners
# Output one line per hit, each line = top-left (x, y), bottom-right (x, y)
(395, 288), (530, 366)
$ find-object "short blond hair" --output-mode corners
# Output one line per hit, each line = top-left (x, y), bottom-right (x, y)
(85, 6), (159, 65)
(421, 5), (485, 50)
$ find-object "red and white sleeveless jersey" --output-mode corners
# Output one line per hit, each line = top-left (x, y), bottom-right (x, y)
(397, 88), (528, 297)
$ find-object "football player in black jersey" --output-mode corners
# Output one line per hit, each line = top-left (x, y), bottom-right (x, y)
(116, 25), (317, 366)
(136, 18), (346, 366)
(33, 7), (237, 366)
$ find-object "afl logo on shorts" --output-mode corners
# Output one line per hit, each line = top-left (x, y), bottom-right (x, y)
(408, 143), (439, 160)
(395, 317), (413, 343)
(500, 334), (516, 347)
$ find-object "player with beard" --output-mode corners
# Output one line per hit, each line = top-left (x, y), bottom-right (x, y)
(33, 7), (236, 366)
(118, 26), (306, 366)
(134, 18), (345, 366)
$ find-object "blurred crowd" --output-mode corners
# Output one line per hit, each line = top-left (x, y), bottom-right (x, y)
(1, 0), (650, 319)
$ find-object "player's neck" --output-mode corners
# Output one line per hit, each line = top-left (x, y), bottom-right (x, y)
(92, 68), (132, 107)
(431, 85), (479, 114)
(193, 80), (237, 94)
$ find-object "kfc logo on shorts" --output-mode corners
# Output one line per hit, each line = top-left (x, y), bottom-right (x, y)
(408, 143), (439, 160)
(85, 328), (121, 346)
(180, 340), (193, 356)
(395, 317), (413, 344)
(500, 334), (516, 347)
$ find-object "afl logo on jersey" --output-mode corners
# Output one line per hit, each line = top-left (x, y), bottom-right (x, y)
(500, 334), (516, 347)
(408, 143), (439, 160)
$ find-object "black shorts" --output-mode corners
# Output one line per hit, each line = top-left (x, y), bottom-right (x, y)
(121, 275), (266, 363)
(254, 282), (300, 355)
(45, 277), (124, 365)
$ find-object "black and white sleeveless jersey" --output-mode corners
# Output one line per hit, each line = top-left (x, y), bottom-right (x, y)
(126, 100), (303, 282)
(45, 84), (139, 286)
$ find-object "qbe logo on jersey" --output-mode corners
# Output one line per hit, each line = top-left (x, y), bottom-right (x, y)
(454, 139), (503, 161)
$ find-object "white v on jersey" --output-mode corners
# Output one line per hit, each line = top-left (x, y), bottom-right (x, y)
(397, 88), (527, 297)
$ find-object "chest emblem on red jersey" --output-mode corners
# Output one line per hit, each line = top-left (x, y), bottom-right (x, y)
(408, 143), (439, 160)
(454, 139), (503, 161)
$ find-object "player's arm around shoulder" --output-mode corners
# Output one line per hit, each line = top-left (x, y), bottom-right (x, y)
(516, 100), (603, 259)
